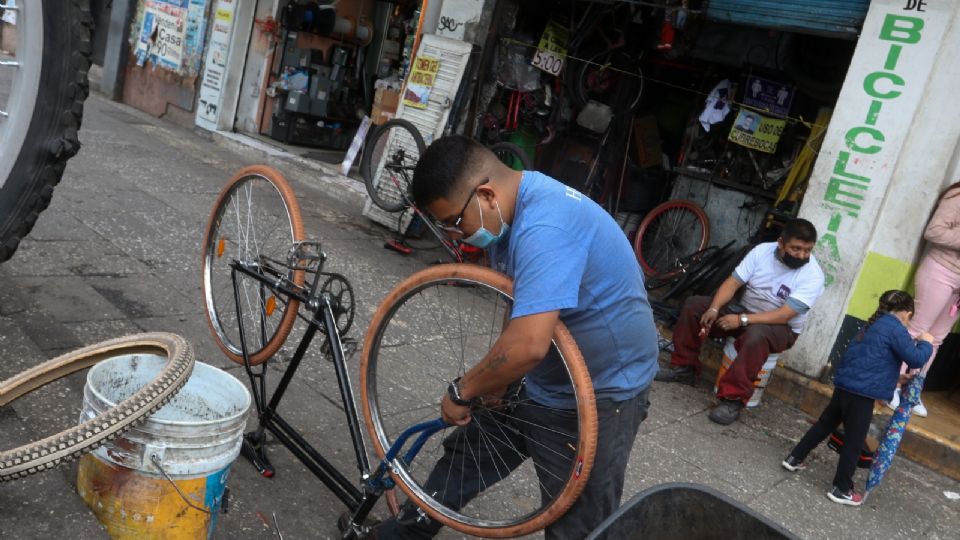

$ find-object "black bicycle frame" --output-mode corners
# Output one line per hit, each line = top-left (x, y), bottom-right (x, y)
(229, 260), (444, 538)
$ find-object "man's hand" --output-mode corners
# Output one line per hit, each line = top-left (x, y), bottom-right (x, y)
(699, 308), (720, 335)
(441, 393), (472, 426)
(715, 314), (742, 332)
(918, 331), (935, 343)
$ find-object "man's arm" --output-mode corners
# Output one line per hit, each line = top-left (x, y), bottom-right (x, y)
(458, 310), (559, 399)
(441, 310), (559, 425)
(710, 276), (797, 329)
(708, 276), (744, 311)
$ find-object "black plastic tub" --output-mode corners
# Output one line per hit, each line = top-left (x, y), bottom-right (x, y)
(587, 483), (798, 540)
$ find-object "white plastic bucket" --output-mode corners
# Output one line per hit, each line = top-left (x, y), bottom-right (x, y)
(713, 338), (780, 408)
(77, 354), (250, 539)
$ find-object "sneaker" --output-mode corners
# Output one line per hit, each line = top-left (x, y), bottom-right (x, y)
(708, 399), (744, 425)
(781, 455), (806, 472)
(885, 388), (900, 410)
(654, 365), (696, 385)
(826, 486), (864, 507)
(913, 398), (928, 417)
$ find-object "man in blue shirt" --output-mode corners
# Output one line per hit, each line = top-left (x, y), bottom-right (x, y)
(373, 136), (659, 539)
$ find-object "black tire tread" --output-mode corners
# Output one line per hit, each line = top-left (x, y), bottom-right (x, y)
(0, 0), (93, 263)
(360, 119), (425, 213)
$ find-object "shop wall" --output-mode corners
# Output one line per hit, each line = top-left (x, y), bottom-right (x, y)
(790, 0), (960, 377)
(234, 0), (279, 135)
(122, 0), (212, 125)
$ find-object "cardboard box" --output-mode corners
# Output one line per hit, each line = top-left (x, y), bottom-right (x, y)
(371, 88), (400, 125)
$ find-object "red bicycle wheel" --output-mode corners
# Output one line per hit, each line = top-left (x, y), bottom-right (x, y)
(633, 200), (710, 278)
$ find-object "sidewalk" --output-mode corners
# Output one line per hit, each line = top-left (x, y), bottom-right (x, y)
(0, 94), (957, 539)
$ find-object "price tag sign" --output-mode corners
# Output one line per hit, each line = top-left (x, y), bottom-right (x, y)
(532, 20), (568, 76)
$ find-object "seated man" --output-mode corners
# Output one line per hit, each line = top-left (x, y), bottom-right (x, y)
(656, 218), (825, 425)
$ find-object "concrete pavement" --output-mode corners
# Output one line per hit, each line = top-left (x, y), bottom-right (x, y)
(0, 94), (958, 539)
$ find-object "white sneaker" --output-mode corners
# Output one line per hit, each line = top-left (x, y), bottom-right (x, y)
(885, 388), (900, 410)
(913, 399), (928, 417)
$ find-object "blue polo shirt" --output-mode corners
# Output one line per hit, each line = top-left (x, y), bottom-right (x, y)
(488, 171), (659, 408)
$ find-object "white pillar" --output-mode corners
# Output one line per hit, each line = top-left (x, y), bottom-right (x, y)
(790, 0), (960, 376)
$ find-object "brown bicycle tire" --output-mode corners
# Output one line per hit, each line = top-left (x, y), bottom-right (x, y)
(633, 199), (710, 279)
(201, 165), (305, 365)
(0, 333), (195, 482)
(360, 264), (598, 537)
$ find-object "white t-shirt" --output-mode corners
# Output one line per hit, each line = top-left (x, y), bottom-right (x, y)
(732, 242), (825, 334)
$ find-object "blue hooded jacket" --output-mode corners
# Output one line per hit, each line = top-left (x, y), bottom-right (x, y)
(834, 313), (932, 401)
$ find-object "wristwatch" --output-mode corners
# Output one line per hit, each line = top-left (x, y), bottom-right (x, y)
(740, 314), (749, 327)
(447, 377), (475, 407)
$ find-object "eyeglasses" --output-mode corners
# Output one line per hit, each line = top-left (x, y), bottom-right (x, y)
(435, 178), (490, 234)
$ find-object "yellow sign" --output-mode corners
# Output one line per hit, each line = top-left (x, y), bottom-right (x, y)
(728, 110), (785, 154)
(403, 56), (441, 109)
(532, 20), (569, 76)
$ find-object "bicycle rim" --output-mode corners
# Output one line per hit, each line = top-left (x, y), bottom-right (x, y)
(361, 119), (426, 213)
(361, 264), (597, 537)
(201, 165), (305, 365)
(0, 1), (42, 190)
(635, 200), (709, 278)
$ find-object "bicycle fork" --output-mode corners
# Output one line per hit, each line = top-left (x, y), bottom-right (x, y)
(340, 418), (448, 539)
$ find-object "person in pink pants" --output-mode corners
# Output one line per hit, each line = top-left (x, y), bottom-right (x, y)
(889, 183), (960, 417)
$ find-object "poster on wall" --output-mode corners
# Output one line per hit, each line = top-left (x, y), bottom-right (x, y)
(403, 56), (440, 109)
(728, 109), (785, 154)
(743, 75), (795, 118)
(196, 0), (236, 130)
(130, 0), (207, 75)
(133, 0), (189, 71)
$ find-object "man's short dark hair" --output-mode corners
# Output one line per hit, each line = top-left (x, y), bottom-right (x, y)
(411, 135), (488, 206)
(781, 218), (817, 243)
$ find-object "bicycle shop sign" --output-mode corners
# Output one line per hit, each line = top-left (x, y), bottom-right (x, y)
(816, 12), (926, 286)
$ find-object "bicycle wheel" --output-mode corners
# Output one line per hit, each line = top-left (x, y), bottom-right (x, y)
(489, 142), (532, 171)
(202, 165), (305, 365)
(361, 119), (426, 213)
(360, 264), (597, 537)
(634, 200), (709, 279)
(569, 50), (643, 115)
(0, 0), (92, 263)
(1, 333), (194, 481)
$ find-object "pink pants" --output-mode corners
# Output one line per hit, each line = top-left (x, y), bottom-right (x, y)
(904, 256), (960, 376)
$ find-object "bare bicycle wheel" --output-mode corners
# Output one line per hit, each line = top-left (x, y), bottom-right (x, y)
(361, 265), (597, 537)
(201, 165), (305, 365)
(360, 119), (426, 213)
(634, 200), (709, 279)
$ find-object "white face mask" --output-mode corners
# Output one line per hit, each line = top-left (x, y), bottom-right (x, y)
(462, 198), (510, 248)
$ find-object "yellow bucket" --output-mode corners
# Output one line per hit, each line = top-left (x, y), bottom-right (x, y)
(77, 355), (250, 539)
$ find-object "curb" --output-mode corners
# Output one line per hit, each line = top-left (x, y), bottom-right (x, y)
(692, 341), (960, 482)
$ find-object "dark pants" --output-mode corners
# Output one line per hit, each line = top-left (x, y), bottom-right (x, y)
(789, 388), (874, 493)
(670, 296), (797, 403)
(375, 386), (651, 540)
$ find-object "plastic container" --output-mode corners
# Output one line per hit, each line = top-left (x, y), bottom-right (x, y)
(77, 354), (250, 539)
(587, 483), (798, 539)
(713, 337), (780, 408)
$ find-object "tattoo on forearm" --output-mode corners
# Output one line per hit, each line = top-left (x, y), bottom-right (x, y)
(485, 353), (508, 373)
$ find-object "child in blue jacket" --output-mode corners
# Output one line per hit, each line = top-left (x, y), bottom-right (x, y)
(780, 290), (933, 506)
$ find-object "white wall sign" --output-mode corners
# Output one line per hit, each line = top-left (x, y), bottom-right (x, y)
(196, 0), (236, 130)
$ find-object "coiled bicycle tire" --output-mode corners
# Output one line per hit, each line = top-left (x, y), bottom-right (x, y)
(0, 333), (195, 482)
